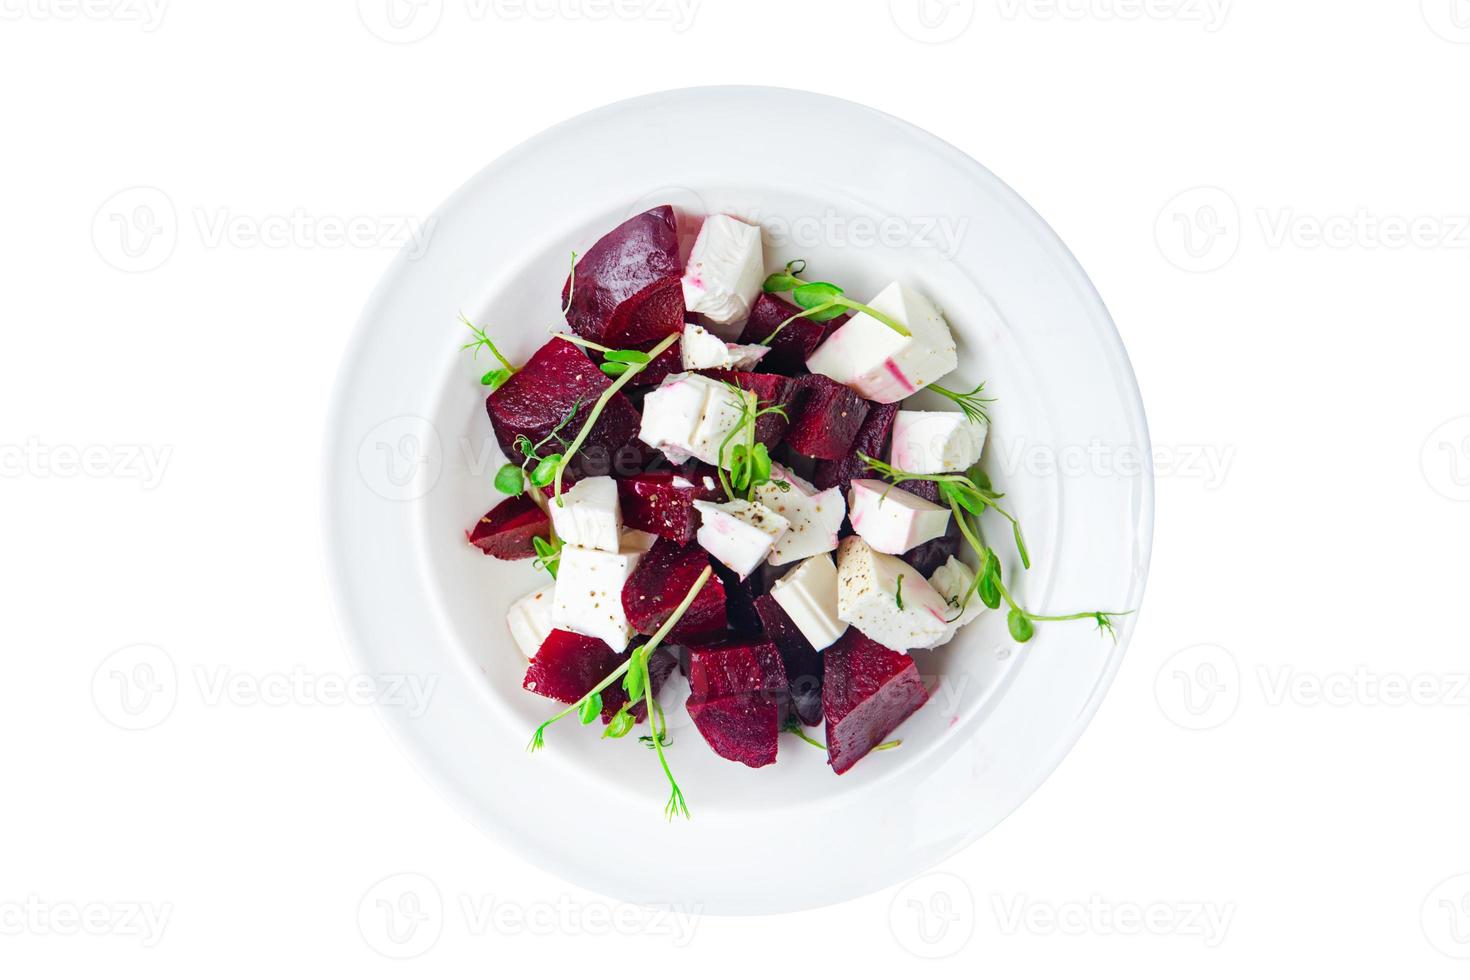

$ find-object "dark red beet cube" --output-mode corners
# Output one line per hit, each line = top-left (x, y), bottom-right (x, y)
(738, 293), (831, 375)
(686, 637), (788, 768)
(622, 538), (726, 639)
(523, 629), (621, 705)
(523, 630), (673, 724)
(697, 369), (796, 448)
(617, 472), (700, 544)
(487, 338), (643, 479)
(562, 206), (685, 347)
(822, 631), (929, 774)
(813, 403), (899, 495)
(687, 693), (780, 768)
(754, 594), (825, 727)
(902, 523), (960, 577)
(711, 559), (765, 635)
(466, 494), (548, 560)
(785, 375), (871, 460)
(687, 636), (786, 701)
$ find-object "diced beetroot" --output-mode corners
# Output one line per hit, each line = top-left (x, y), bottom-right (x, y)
(738, 293), (830, 375)
(753, 594), (825, 726)
(617, 472), (700, 544)
(523, 629), (621, 704)
(697, 369), (797, 448)
(466, 494), (547, 560)
(813, 403), (899, 495)
(486, 338), (643, 479)
(562, 206), (685, 347)
(686, 693), (779, 768)
(822, 631), (929, 774)
(686, 637), (788, 768)
(902, 523), (960, 577)
(785, 375), (871, 460)
(686, 636), (786, 701)
(622, 539), (727, 639)
(711, 559), (765, 636)
(523, 629), (673, 724)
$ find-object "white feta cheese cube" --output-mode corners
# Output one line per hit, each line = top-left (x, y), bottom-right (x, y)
(551, 543), (641, 652)
(890, 410), (988, 475)
(834, 537), (949, 653)
(754, 466), (846, 566)
(847, 479), (952, 555)
(637, 372), (747, 468)
(805, 282), (958, 403)
(547, 475), (621, 554)
(692, 498), (790, 579)
(770, 553), (847, 651)
(507, 584), (555, 660)
(681, 214), (765, 325)
(929, 556), (984, 646)
(680, 322), (769, 372)
(638, 373), (707, 465)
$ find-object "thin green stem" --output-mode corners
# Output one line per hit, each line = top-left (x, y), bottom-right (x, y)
(527, 658), (633, 751)
(552, 332), (613, 353)
(553, 331), (678, 503)
(459, 314), (516, 373)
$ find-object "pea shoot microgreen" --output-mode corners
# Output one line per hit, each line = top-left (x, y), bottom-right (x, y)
(858, 454), (1030, 570)
(459, 314), (518, 391)
(783, 722), (900, 753)
(943, 494), (1132, 644)
(929, 380), (996, 426)
(552, 331), (682, 505)
(526, 564), (712, 820)
(715, 382), (789, 500)
(759, 260), (912, 343)
(530, 534), (560, 579)
(494, 397), (583, 500)
(550, 332), (660, 378)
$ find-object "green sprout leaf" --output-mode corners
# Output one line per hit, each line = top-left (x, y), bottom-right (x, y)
(530, 454), (561, 487)
(531, 535), (560, 579)
(1007, 607), (1035, 643)
(481, 368), (511, 389)
(895, 574), (905, 611)
(602, 706), (635, 739)
(494, 463), (525, 496)
(603, 349), (652, 365)
(578, 692), (603, 725)
(792, 281), (847, 321)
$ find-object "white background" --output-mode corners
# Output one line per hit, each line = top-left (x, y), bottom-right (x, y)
(3, 0), (1469, 974)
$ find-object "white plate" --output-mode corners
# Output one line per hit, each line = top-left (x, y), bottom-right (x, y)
(322, 86), (1152, 914)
